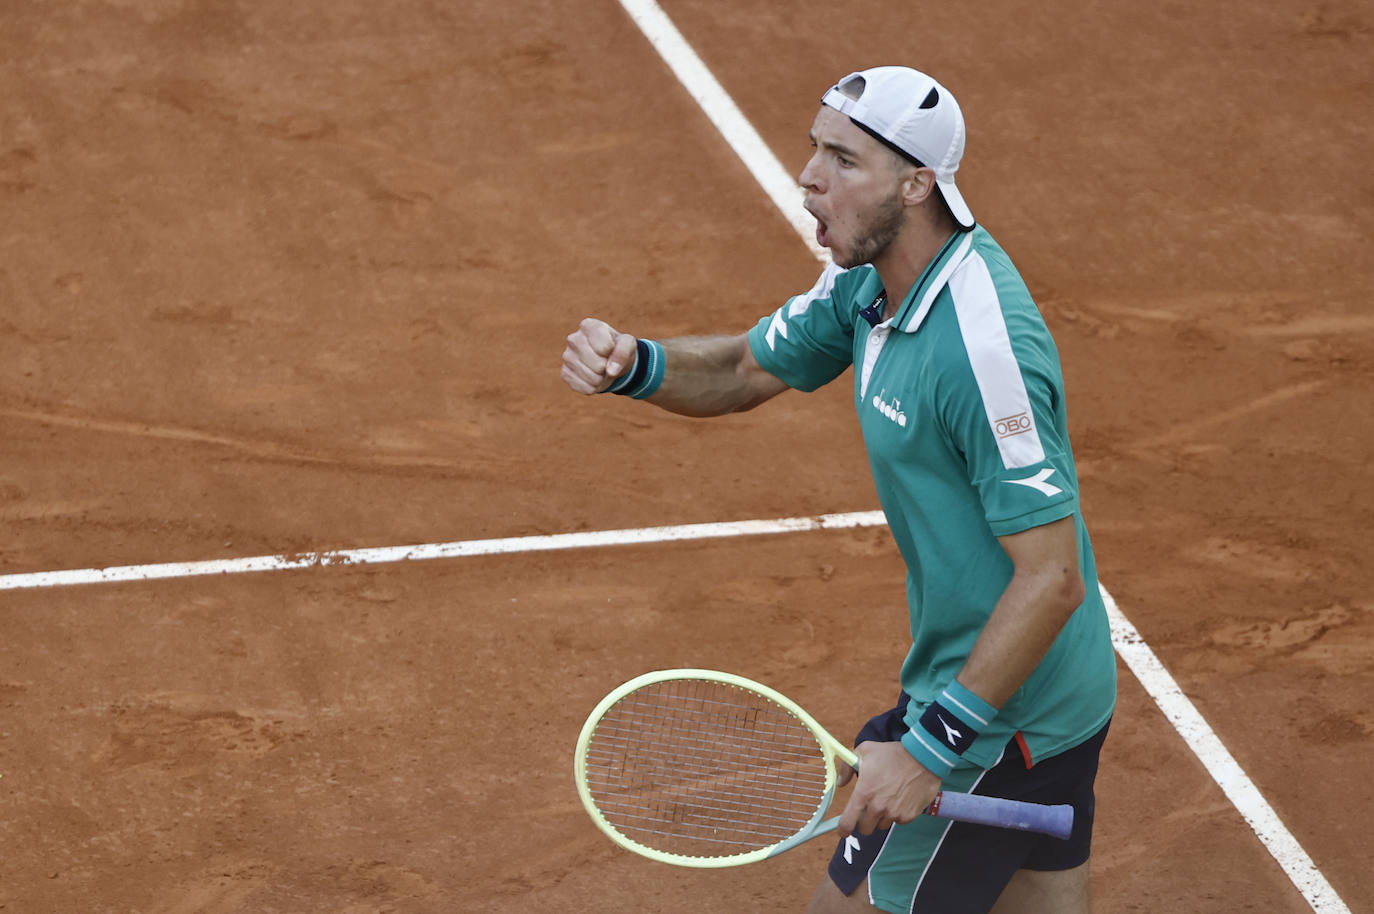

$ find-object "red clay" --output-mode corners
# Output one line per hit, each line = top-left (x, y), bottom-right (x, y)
(1, 1), (1370, 911)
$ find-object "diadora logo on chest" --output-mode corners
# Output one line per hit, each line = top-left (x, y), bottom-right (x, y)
(870, 390), (907, 427)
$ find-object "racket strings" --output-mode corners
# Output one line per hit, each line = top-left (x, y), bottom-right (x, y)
(582, 679), (830, 858)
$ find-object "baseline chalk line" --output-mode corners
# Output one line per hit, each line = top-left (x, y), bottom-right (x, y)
(0, 511), (888, 592)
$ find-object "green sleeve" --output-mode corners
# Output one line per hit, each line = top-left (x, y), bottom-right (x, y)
(746, 263), (860, 392)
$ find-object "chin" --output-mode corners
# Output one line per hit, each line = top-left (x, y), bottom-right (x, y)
(832, 252), (871, 270)
(829, 247), (862, 269)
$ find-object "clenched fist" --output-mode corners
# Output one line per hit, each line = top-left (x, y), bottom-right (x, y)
(562, 318), (640, 394)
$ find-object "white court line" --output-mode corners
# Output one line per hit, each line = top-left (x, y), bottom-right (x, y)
(0, 511), (1352, 911)
(616, 0), (827, 261)
(1104, 592), (1350, 913)
(0, 5), (1349, 911)
(0, 511), (888, 591)
(614, 1), (1351, 911)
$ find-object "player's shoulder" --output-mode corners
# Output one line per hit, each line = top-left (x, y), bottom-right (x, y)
(798, 262), (881, 308)
(944, 229), (1049, 334)
(776, 263), (882, 332)
(928, 230), (1062, 375)
(829, 262), (882, 296)
(957, 227), (1032, 302)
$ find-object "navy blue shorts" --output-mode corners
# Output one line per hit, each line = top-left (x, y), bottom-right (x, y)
(826, 692), (1110, 914)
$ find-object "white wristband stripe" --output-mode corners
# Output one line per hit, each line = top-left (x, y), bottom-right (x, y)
(942, 692), (993, 728)
(908, 727), (959, 767)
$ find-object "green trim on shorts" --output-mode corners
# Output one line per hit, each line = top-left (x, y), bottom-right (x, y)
(867, 764), (987, 913)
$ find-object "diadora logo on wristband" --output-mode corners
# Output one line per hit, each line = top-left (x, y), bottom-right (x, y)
(871, 390), (906, 427)
(937, 715), (963, 747)
(920, 700), (978, 755)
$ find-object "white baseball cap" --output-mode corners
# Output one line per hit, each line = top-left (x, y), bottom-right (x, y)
(822, 66), (974, 230)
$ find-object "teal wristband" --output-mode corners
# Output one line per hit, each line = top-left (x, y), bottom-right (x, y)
(603, 339), (665, 399)
(902, 681), (1001, 779)
(901, 727), (957, 780)
(942, 681), (999, 729)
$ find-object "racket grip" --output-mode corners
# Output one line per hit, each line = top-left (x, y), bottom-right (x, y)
(927, 791), (1074, 840)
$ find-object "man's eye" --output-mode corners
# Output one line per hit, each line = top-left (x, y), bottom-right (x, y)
(837, 156), (854, 167)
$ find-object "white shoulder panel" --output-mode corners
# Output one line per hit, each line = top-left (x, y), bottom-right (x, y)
(948, 253), (1046, 469)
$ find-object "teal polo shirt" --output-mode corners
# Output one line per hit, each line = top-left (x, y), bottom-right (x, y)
(747, 227), (1116, 769)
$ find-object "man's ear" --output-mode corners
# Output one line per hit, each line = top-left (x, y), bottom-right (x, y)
(901, 168), (934, 207)
(901, 168), (938, 207)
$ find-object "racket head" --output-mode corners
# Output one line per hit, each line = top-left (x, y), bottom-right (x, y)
(574, 669), (856, 868)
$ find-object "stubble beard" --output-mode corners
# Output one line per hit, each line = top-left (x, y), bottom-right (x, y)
(834, 193), (905, 269)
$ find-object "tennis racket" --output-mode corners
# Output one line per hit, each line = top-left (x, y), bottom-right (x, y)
(574, 669), (1073, 867)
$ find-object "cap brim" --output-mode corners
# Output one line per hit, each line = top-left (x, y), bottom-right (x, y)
(937, 177), (975, 230)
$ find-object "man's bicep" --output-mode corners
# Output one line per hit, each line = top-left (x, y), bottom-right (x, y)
(735, 334), (791, 410)
(996, 515), (1080, 574)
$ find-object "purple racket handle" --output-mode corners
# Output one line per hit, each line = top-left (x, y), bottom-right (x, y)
(926, 791), (1074, 840)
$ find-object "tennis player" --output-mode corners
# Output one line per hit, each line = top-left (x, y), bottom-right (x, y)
(561, 66), (1116, 914)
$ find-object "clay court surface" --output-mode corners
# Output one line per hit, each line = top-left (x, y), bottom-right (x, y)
(2, 1), (1372, 911)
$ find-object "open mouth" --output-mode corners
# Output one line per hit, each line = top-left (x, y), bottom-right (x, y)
(806, 204), (831, 248)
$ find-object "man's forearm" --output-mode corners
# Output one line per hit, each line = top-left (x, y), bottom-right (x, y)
(900, 516), (1085, 779)
(643, 334), (787, 417)
(957, 551), (1086, 708)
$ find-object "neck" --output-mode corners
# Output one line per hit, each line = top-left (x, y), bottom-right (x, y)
(872, 218), (959, 319)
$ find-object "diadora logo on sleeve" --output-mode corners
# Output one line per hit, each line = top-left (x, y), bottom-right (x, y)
(1004, 468), (1062, 497)
(764, 264), (842, 351)
(764, 310), (788, 350)
(871, 390), (907, 427)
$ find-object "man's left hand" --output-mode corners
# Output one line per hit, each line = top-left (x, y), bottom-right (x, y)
(838, 740), (944, 835)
